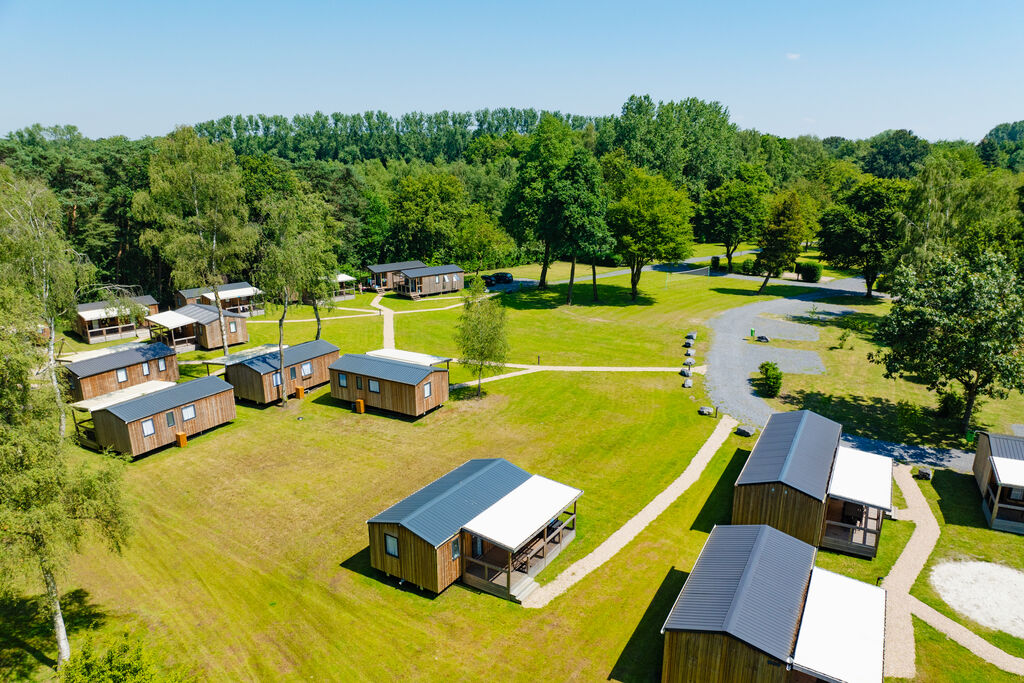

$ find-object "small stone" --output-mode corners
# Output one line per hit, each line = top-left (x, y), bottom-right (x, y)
(683, 379), (693, 388)
(736, 425), (757, 437)
(683, 358), (696, 366)
(680, 367), (692, 377)
(685, 349), (696, 357)
(698, 406), (714, 416)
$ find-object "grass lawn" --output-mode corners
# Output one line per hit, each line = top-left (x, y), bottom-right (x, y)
(909, 471), (1024, 659)
(2, 371), (743, 680)
(884, 617), (1024, 683)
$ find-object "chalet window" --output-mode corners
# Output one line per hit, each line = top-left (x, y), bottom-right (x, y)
(116, 368), (128, 383)
(301, 362), (313, 377)
(1012, 488), (1024, 501)
(424, 381), (432, 398)
(337, 373), (347, 388)
(165, 411), (175, 427)
(290, 367), (297, 380)
(451, 538), (460, 560)
(272, 372), (282, 387)
(157, 358), (167, 372)
(142, 361), (150, 376)
(182, 404), (196, 421)
(369, 379), (380, 393)
(384, 533), (399, 558)
(141, 419), (155, 437)
(229, 321), (237, 333)
(356, 376), (363, 390)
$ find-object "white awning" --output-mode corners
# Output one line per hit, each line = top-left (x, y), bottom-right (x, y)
(366, 348), (452, 366)
(793, 567), (886, 683)
(146, 310), (198, 329)
(70, 380), (178, 412)
(335, 273), (356, 283)
(463, 475), (582, 551)
(200, 285), (261, 302)
(828, 446), (893, 511)
(992, 456), (1024, 489)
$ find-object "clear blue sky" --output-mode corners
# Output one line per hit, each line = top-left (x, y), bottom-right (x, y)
(1, 0), (1020, 141)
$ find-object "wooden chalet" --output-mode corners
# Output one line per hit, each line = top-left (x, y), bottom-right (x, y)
(366, 260), (426, 292)
(89, 376), (236, 457)
(175, 281), (263, 316)
(393, 264), (464, 299)
(64, 342), (178, 402)
(733, 410), (893, 558)
(146, 304), (248, 351)
(367, 458), (582, 602)
(224, 339), (339, 404)
(73, 295), (158, 344)
(973, 432), (1024, 534)
(661, 524), (885, 683)
(329, 353), (448, 417)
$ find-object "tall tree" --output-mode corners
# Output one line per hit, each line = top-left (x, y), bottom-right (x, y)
(553, 148), (608, 304)
(871, 253), (1024, 431)
(134, 127), (256, 356)
(754, 191), (807, 294)
(456, 277), (509, 397)
(605, 167), (693, 300)
(693, 178), (768, 272)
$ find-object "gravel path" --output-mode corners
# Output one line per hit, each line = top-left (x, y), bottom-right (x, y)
(522, 414), (739, 608)
(930, 561), (1024, 638)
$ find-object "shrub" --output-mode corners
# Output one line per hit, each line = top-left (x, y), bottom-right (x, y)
(758, 361), (783, 398)
(798, 262), (823, 282)
(711, 255), (721, 270)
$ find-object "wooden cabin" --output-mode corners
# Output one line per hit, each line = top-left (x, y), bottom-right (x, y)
(90, 376), (236, 457)
(147, 304), (248, 351)
(393, 265), (464, 299)
(367, 458), (582, 601)
(175, 281), (263, 316)
(64, 342), (178, 402)
(732, 410), (893, 558)
(224, 340), (339, 404)
(73, 295), (159, 344)
(366, 260), (426, 292)
(329, 353), (448, 417)
(973, 432), (1024, 534)
(661, 524), (885, 683)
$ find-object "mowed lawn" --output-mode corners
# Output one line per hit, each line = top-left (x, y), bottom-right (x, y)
(41, 371), (735, 681)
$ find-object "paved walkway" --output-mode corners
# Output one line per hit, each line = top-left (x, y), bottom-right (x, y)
(369, 294), (395, 349)
(522, 415), (739, 608)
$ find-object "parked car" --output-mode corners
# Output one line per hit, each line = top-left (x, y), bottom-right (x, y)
(481, 274), (496, 286)
(493, 272), (514, 284)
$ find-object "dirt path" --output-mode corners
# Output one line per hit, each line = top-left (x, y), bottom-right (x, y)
(522, 415), (738, 608)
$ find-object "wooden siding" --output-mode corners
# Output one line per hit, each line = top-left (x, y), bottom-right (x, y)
(225, 350), (339, 404)
(197, 317), (249, 350)
(367, 522), (452, 593)
(91, 387), (235, 457)
(973, 433), (993, 493)
(732, 483), (825, 547)
(661, 632), (794, 683)
(68, 355), (180, 402)
(330, 367), (448, 417)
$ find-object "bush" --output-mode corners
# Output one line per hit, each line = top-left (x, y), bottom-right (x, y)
(797, 262), (822, 283)
(758, 361), (783, 398)
(711, 255), (721, 270)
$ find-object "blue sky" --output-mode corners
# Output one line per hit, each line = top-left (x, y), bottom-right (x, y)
(0, 0), (1019, 141)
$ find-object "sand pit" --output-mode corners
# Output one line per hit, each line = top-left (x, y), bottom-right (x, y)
(930, 561), (1024, 638)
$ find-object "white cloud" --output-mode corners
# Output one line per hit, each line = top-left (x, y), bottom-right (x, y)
(786, 53), (801, 60)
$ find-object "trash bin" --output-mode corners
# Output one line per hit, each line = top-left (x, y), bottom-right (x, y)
(175, 432), (187, 448)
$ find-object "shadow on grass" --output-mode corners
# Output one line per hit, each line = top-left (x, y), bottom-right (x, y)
(691, 447), (751, 532)
(607, 567), (688, 682)
(0, 589), (106, 680)
(339, 547), (438, 600)
(931, 470), (989, 529)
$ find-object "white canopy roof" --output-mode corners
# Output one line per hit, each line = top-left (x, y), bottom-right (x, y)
(334, 273), (356, 283)
(793, 567), (886, 683)
(462, 475), (582, 551)
(146, 310), (198, 330)
(828, 446), (893, 511)
(366, 348), (452, 366)
(992, 456), (1024, 489)
(200, 284), (261, 302)
(70, 380), (177, 413)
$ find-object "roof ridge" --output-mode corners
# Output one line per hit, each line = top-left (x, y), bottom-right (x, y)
(722, 525), (769, 634)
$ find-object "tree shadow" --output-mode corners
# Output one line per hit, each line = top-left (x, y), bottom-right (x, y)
(691, 447), (751, 532)
(338, 547), (438, 600)
(931, 470), (989, 529)
(607, 567), (688, 682)
(0, 589), (107, 680)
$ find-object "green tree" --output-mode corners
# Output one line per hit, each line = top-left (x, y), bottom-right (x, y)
(456, 278), (509, 397)
(554, 148), (609, 304)
(693, 178), (768, 272)
(754, 191), (806, 294)
(606, 167), (693, 300)
(818, 177), (908, 296)
(871, 253), (1024, 431)
(134, 127), (256, 356)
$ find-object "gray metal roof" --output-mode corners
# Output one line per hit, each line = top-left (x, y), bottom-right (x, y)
(368, 459), (532, 547)
(97, 376), (234, 423)
(65, 342), (175, 379)
(366, 260), (426, 274)
(177, 303), (245, 325)
(987, 433), (1024, 461)
(239, 340), (339, 374)
(401, 264), (465, 278)
(329, 353), (444, 386)
(178, 281), (255, 299)
(77, 295), (157, 314)
(734, 410), (842, 501)
(662, 524), (816, 662)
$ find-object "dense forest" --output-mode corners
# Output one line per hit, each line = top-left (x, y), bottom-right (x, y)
(2, 94), (1023, 307)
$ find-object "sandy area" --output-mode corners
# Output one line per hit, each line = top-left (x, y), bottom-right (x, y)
(930, 561), (1024, 638)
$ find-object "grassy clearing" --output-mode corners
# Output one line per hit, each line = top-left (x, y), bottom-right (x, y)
(883, 617), (1024, 683)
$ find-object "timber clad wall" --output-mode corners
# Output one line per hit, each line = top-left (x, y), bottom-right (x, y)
(732, 483), (825, 547)
(198, 318), (249, 349)
(367, 522), (459, 593)
(662, 632), (796, 683)
(92, 387), (235, 457)
(330, 368), (448, 416)
(225, 350), (339, 404)
(69, 355), (180, 402)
